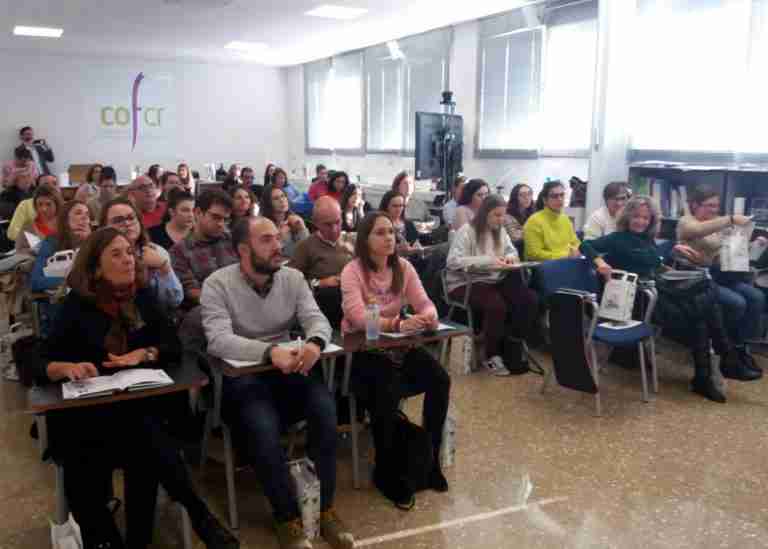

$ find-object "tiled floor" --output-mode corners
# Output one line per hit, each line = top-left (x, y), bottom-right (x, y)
(2, 340), (767, 548)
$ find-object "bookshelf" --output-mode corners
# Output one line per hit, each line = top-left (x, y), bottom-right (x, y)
(628, 163), (768, 239)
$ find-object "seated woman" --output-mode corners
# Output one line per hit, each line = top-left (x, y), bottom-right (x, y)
(15, 184), (61, 256)
(676, 185), (764, 373)
(504, 183), (535, 243)
(31, 200), (92, 293)
(260, 183), (309, 258)
(312, 171), (349, 203)
(447, 195), (539, 375)
(101, 197), (183, 312)
(442, 175), (467, 229)
(271, 167), (301, 204)
(74, 163), (103, 203)
(379, 190), (420, 255)
(341, 211), (451, 508)
(340, 183), (366, 233)
(580, 195), (757, 403)
(0, 172), (34, 218)
(452, 179), (490, 231)
(34, 227), (238, 549)
(392, 170), (430, 222)
(523, 180), (581, 261)
(228, 184), (259, 223)
(177, 163), (195, 193)
(149, 189), (195, 251)
(582, 181), (630, 240)
(1, 145), (37, 188)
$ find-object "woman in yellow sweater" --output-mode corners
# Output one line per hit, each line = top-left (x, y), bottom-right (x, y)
(523, 180), (581, 261)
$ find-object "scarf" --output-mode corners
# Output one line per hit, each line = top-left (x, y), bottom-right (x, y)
(33, 215), (56, 238)
(94, 280), (143, 356)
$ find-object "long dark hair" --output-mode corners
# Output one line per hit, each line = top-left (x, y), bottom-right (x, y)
(391, 170), (411, 193)
(99, 196), (150, 249)
(272, 167), (289, 188)
(507, 183), (535, 225)
(341, 183), (362, 230)
(263, 163), (276, 186)
(535, 180), (565, 211)
(459, 179), (489, 206)
(472, 195), (506, 254)
(260, 183), (291, 223)
(354, 211), (404, 295)
(86, 163), (103, 184)
(228, 184), (257, 218)
(56, 200), (92, 251)
(379, 190), (405, 222)
(328, 171), (349, 194)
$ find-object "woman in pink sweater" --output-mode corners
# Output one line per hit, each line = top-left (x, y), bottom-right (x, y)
(341, 211), (451, 509)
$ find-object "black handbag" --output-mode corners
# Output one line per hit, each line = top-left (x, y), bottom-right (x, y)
(502, 337), (529, 375)
(12, 334), (41, 387)
(385, 410), (434, 508)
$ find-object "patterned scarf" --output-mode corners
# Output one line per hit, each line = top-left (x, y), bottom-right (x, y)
(94, 280), (144, 356)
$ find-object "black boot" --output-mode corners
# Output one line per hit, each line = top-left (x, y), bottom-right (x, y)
(738, 347), (763, 374)
(691, 351), (726, 403)
(720, 349), (762, 381)
(373, 462), (414, 510)
(187, 503), (240, 549)
(428, 449), (449, 493)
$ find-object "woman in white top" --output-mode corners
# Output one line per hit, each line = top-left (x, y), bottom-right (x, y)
(452, 179), (490, 231)
(446, 194), (539, 375)
(582, 181), (630, 240)
(442, 175), (467, 228)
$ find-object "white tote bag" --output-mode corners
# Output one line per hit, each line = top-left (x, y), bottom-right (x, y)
(598, 270), (638, 323)
(720, 223), (753, 272)
(50, 514), (83, 549)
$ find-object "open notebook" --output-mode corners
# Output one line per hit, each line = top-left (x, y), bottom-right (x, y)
(223, 341), (344, 368)
(62, 369), (173, 399)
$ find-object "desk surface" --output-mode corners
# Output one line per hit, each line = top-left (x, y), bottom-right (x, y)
(211, 344), (348, 378)
(27, 356), (208, 413)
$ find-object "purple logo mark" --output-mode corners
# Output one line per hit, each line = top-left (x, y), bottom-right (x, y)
(131, 72), (144, 151)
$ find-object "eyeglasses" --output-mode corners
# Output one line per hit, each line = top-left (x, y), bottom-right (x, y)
(109, 214), (137, 226)
(611, 195), (629, 202)
(548, 192), (566, 199)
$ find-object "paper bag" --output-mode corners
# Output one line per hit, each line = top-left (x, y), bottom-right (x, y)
(439, 410), (457, 468)
(50, 514), (83, 549)
(720, 223), (753, 272)
(288, 458), (321, 539)
(598, 270), (638, 323)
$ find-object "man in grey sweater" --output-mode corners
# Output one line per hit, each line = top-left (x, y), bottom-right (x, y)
(201, 217), (353, 549)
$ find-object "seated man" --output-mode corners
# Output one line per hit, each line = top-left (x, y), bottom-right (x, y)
(288, 196), (354, 327)
(170, 189), (238, 307)
(201, 216), (353, 549)
(7, 173), (59, 240)
(128, 175), (167, 228)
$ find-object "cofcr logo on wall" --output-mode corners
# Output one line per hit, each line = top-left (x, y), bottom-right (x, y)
(90, 69), (176, 152)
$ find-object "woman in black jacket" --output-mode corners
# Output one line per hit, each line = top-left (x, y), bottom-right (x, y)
(35, 227), (238, 549)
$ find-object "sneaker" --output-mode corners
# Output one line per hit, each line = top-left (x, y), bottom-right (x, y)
(275, 518), (312, 549)
(483, 355), (510, 376)
(320, 509), (355, 549)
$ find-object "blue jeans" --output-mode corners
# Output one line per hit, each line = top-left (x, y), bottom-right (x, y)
(716, 281), (765, 346)
(223, 370), (337, 522)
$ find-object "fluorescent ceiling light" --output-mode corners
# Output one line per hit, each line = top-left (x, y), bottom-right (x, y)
(225, 40), (269, 53)
(305, 5), (368, 20)
(13, 25), (63, 38)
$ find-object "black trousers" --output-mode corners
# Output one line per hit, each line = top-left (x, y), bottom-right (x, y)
(351, 348), (451, 465)
(52, 397), (205, 549)
(314, 286), (343, 329)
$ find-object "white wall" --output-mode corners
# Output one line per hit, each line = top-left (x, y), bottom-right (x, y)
(283, 20), (590, 199)
(0, 51), (289, 181)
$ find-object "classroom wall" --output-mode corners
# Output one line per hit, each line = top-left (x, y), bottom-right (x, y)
(0, 50), (289, 181)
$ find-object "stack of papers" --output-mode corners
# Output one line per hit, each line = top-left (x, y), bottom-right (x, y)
(381, 322), (456, 338)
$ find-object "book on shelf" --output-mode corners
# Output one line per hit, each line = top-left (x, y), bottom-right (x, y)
(62, 368), (173, 399)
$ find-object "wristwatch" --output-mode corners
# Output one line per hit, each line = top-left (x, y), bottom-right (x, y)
(306, 336), (326, 352)
(145, 347), (159, 362)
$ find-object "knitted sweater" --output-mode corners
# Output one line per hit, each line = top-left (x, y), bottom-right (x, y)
(523, 208), (580, 261)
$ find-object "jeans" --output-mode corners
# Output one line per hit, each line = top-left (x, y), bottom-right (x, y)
(716, 281), (765, 346)
(222, 369), (338, 522)
(352, 348), (451, 465)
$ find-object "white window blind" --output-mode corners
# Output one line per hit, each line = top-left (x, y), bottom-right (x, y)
(477, 1), (597, 155)
(365, 28), (451, 153)
(305, 51), (363, 152)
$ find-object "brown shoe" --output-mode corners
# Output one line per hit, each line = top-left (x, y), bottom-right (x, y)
(275, 518), (312, 549)
(320, 509), (355, 549)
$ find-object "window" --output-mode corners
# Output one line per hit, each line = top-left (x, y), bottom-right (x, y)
(477, 1), (598, 156)
(305, 51), (364, 152)
(365, 28), (452, 153)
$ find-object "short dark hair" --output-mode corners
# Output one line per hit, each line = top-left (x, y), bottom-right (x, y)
(100, 166), (117, 183)
(36, 173), (57, 186)
(689, 185), (719, 207)
(316, 164), (327, 174)
(535, 180), (565, 211)
(231, 217), (253, 258)
(13, 145), (32, 161)
(196, 189), (233, 213)
(33, 184), (63, 213)
(160, 170), (180, 186)
(459, 179), (489, 206)
(19, 126), (32, 136)
(167, 189), (194, 211)
(603, 181), (629, 202)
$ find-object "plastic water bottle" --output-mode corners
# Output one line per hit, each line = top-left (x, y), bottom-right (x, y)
(365, 299), (380, 341)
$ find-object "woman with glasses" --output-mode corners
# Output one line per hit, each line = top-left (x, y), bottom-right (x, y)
(676, 185), (764, 379)
(523, 180), (581, 261)
(260, 183), (309, 259)
(101, 196), (183, 311)
(379, 190), (419, 255)
(504, 183), (535, 243)
(452, 179), (490, 231)
(583, 182), (631, 240)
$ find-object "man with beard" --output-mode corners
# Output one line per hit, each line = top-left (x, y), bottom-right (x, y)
(201, 216), (353, 549)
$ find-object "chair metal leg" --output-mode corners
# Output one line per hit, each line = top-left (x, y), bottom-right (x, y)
(222, 425), (239, 530)
(439, 338), (449, 368)
(638, 342), (649, 403)
(55, 464), (69, 525)
(648, 338), (659, 393)
(594, 393), (602, 417)
(349, 394), (361, 490)
(589, 343), (602, 417)
(199, 409), (213, 470)
(540, 367), (554, 394)
(180, 504), (193, 549)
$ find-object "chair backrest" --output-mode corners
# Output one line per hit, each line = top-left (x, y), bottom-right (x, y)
(534, 257), (599, 302)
